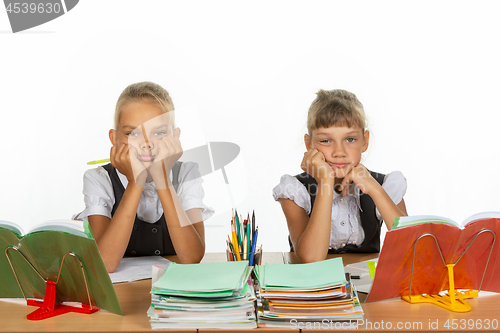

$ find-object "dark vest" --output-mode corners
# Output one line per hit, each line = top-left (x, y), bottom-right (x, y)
(290, 170), (385, 254)
(102, 162), (182, 256)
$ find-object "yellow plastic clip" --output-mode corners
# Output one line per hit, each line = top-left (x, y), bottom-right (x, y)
(402, 264), (478, 312)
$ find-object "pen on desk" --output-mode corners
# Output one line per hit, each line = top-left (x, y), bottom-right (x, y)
(351, 275), (360, 279)
(87, 158), (111, 165)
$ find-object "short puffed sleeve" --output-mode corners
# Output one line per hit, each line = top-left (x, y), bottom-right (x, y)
(176, 161), (214, 221)
(74, 166), (115, 222)
(376, 171), (407, 220)
(272, 174), (312, 214)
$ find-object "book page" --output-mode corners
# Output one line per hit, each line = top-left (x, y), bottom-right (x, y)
(27, 219), (90, 238)
(462, 211), (500, 227)
(0, 220), (24, 236)
(344, 258), (378, 294)
(394, 215), (460, 229)
(452, 217), (500, 292)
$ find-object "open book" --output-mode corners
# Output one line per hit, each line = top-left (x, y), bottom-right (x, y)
(367, 212), (500, 302)
(0, 219), (91, 238)
(0, 219), (122, 315)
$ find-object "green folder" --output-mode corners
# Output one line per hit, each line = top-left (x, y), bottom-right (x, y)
(261, 257), (346, 290)
(153, 261), (250, 293)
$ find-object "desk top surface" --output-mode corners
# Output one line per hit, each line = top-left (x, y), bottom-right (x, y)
(1, 252), (499, 333)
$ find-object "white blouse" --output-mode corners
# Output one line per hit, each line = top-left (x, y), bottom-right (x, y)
(272, 171), (407, 250)
(74, 162), (214, 223)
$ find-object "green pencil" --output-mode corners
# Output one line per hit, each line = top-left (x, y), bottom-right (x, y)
(246, 221), (251, 258)
(235, 210), (242, 250)
(87, 158), (110, 165)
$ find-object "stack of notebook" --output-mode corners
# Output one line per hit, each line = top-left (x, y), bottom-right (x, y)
(254, 258), (364, 328)
(148, 261), (257, 329)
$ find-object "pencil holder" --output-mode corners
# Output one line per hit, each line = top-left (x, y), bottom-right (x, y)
(226, 247), (262, 266)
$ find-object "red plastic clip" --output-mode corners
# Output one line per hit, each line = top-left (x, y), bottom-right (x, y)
(26, 280), (99, 320)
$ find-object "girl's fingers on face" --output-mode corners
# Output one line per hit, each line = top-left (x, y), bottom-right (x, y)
(115, 142), (126, 156)
(302, 149), (319, 171)
(113, 145), (123, 163)
(163, 136), (182, 155)
(118, 144), (129, 161)
(339, 173), (352, 196)
(314, 148), (325, 159)
(128, 145), (139, 160)
(306, 149), (319, 162)
(343, 183), (350, 196)
(110, 146), (117, 165)
(173, 136), (182, 152)
(160, 137), (171, 152)
(304, 148), (314, 158)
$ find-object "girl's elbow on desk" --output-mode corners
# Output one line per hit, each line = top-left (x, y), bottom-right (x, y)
(176, 242), (206, 264)
(178, 251), (205, 264)
(104, 258), (121, 273)
(295, 247), (327, 264)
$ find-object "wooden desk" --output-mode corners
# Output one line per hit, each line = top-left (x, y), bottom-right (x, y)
(201, 251), (284, 265)
(0, 279), (182, 333)
(0, 252), (285, 333)
(2, 252), (499, 332)
(284, 252), (379, 266)
(283, 253), (500, 332)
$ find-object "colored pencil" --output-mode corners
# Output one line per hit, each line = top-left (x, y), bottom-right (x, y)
(231, 220), (241, 261)
(228, 209), (260, 264)
(243, 232), (247, 260)
(249, 226), (258, 266)
(252, 210), (256, 239)
(235, 212), (242, 250)
(246, 213), (251, 245)
(226, 240), (233, 261)
(227, 236), (236, 261)
(87, 158), (111, 165)
(246, 221), (251, 259)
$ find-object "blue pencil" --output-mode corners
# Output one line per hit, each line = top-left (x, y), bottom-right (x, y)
(249, 227), (258, 266)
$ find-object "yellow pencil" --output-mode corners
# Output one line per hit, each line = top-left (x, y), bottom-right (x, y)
(231, 221), (241, 261)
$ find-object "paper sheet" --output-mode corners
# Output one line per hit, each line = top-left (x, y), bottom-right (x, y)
(344, 258), (378, 293)
(109, 256), (172, 283)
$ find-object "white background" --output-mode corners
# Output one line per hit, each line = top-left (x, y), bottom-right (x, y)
(1, 1), (499, 252)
